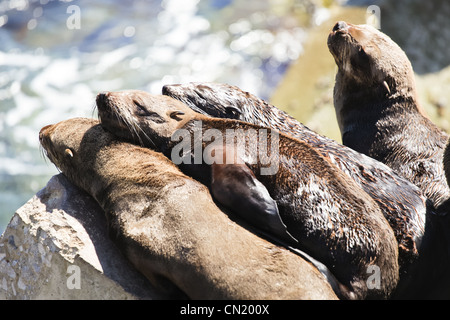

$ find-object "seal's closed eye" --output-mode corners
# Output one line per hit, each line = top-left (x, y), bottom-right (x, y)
(169, 110), (185, 120)
(134, 100), (167, 123)
(134, 101), (150, 116)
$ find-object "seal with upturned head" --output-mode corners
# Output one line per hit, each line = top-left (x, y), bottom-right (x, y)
(327, 21), (450, 208)
(97, 90), (400, 300)
(39, 117), (339, 300)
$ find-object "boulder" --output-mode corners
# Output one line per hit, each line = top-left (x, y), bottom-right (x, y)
(0, 174), (162, 300)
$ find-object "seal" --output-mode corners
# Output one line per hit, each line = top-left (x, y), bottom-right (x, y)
(434, 142), (450, 297)
(39, 117), (339, 300)
(327, 21), (450, 207)
(444, 139), (450, 189)
(96, 90), (400, 300)
(161, 82), (427, 277)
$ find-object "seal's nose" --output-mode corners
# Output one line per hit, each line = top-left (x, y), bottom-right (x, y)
(96, 91), (109, 107)
(332, 21), (348, 32)
(162, 84), (180, 96)
(39, 124), (53, 143)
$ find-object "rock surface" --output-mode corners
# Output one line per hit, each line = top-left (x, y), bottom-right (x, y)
(0, 174), (162, 300)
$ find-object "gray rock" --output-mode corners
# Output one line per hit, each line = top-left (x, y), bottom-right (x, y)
(0, 174), (163, 300)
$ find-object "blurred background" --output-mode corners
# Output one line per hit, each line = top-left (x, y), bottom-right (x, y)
(1, 0), (449, 233)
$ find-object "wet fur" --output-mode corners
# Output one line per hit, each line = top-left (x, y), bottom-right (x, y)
(162, 82), (427, 288)
(96, 91), (400, 299)
(162, 81), (450, 299)
(39, 118), (339, 300)
(327, 22), (450, 207)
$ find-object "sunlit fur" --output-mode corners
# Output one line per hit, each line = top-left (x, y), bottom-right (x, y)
(162, 81), (427, 284)
(328, 21), (450, 207)
(38, 117), (339, 300)
(97, 90), (401, 299)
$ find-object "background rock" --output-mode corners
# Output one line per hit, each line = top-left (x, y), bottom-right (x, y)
(0, 173), (162, 300)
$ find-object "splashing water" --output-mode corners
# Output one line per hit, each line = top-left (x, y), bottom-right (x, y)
(0, 0), (329, 233)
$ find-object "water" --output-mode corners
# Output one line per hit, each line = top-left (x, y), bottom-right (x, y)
(0, 0), (329, 233)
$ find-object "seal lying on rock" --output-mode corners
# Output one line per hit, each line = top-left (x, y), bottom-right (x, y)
(97, 90), (400, 300)
(162, 84), (450, 299)
(327, 21), (450, 207)
(39, 117), (339, 300)
(161, 82), (427, 275)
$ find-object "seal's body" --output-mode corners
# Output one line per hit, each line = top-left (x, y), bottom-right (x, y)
(162, 82), (427, 276)
(97, 91), (400, 300)
(327, 21), (450, 207)
(39, 118), (339, 300)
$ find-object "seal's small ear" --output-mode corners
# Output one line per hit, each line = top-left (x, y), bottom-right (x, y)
(169, 110), (185, 120)
(382, 80), (391, 95)
(65, 148), (74, 158)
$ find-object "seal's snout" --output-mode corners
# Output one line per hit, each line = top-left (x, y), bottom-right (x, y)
(39, 124), (56, 157)
(162, 84), (180, 96)
(332, 21), (349, 33)
(39, 124), (53, 142)
(96, 91), (110, 108)
(328, 21), (352, 59)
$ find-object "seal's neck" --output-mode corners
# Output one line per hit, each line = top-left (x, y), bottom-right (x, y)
(334, 73), (420, 155)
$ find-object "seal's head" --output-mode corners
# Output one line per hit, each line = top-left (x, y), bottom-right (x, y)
(96, 90), (196, 149)
(39, 118), (98, 169)
(327, 21), (415, 94)
(39, 118), (105, 189)
(162, 83), (244, 120)
(162, 82), (303, 139)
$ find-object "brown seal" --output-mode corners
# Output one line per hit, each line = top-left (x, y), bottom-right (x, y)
(444, 139), (450, 188)
(327, 21), (450, 208)
(39, 117), (339, 300)
(161, 83), (450, 299)
(162, 82), (428, 274)
(96, 90), (400, 300)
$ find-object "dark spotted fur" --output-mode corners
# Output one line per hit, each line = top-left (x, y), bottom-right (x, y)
(97, 90), (401, 299)
(162, 82), (426, 272)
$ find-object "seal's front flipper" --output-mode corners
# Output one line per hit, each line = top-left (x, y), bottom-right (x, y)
(211, 162), (298, 245)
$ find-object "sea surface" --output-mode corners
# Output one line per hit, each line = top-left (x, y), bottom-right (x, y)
(2, 0), (448, 234)
(0, 0), (331, 233)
